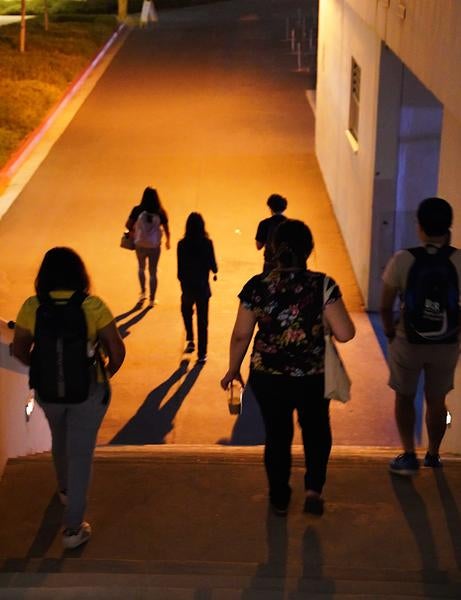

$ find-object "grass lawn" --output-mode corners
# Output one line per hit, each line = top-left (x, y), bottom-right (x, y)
(0, 0), (138, 17)
(0, 9), (119, 170)
(0, 0), (223, 16)
(0, 0), (225, 171)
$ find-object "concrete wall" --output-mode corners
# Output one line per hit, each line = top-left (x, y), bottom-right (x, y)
(0, 319), (50, 478)
(439, 109), (461, 245)
(316, 0), (461, 452)
(317, 0), (461, 300)
(316, 0), (381, 300)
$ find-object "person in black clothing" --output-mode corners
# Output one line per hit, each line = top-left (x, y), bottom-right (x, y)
(255, 194), (288, 273)
(177, 213), (218, 363)
(125, 187), (170, 307)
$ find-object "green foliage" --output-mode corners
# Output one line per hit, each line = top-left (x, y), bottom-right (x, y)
(0, 17), (117, 169)
(0, 0), (226, 169)
(0, 0), (221, 16)
(0, 0), (139, 17)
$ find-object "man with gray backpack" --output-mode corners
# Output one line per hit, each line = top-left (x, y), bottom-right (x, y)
(380, 197), (461, 475)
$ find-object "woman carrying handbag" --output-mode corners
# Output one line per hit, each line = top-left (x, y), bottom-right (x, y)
(220, 219), (355, 517)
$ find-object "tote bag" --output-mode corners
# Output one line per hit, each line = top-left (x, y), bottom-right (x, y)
(323, 276), (351, 403)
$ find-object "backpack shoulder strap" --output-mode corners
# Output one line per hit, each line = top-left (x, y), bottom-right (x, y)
(37, 292), (53, 307)
(406, 245), (456, 260)
(406, 247), (425, 259)
(68, 291), (88, 307)
(437, 245), (456, 259)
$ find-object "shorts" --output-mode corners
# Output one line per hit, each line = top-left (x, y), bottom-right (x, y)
(387, 335), (459, 396)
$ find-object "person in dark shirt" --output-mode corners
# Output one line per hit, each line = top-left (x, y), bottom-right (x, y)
(177, 213), (218, 363)
(221, 220), (355, 517)
(255, 194), (288, 273)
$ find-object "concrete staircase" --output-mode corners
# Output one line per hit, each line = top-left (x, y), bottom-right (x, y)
(1, 448), (461, 598)
(2, 564), (461, 599)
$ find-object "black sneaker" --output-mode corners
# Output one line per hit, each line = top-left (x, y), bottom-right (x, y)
(270, 501), (288, 516)
(423, 452), (442, 468)
(389, 452), (420, 476)
(304, 496), (324, 516)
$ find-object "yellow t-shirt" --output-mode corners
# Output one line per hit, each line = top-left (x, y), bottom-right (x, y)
(15, 291), (115, 382)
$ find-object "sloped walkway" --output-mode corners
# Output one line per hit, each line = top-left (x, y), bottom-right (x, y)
(0, 0), (398, 449)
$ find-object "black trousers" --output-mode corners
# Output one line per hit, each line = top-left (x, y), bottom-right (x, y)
(181, 290), (209, 358)
(249, 371), (331, 505)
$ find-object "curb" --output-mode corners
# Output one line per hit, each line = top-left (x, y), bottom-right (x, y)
(0, 21), (131, 216)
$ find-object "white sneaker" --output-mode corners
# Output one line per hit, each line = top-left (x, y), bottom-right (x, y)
(62, 521), (91, 549)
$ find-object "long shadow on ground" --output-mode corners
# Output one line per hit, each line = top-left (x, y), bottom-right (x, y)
(115, 303), (152, 339)
(110, 359), (203, 445)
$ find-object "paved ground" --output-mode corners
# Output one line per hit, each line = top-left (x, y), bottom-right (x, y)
(1, 448), (461, 598)
(1, 3), (461, 597)
(0, 0), (398, 449)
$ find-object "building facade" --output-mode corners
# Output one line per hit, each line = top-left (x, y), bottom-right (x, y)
(316, 0), (461, 309)
(315, 0), (461, 452)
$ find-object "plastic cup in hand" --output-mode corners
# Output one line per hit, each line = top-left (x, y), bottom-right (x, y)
(228, 381), (243, 415)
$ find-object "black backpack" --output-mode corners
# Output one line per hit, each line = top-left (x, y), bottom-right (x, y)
(30, 292), (94, 403)
(403, 245), (459, 344)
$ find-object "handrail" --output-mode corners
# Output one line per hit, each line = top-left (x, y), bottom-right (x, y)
(0, 317), (15, 329)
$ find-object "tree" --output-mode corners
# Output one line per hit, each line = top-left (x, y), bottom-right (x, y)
(118, 0), (127, 20)
(20, 0), (26, 52)
(44, 0), (49, 31)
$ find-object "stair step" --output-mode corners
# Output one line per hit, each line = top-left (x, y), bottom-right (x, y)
(2, 568), (461, 598)
(0, 586), (453, 600)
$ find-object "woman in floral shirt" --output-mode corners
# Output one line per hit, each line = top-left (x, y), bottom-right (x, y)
(221, 219), (355, 516)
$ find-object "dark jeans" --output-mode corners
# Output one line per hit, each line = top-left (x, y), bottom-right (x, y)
(181, 290), (209, 357)
(249, 371), (331, 505)
(135, 246), (161, 301)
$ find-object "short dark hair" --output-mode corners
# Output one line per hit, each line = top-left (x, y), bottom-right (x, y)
(417, 197), (453, 236)
(35, 247), (90, 296)
(267, 194), (287, 213)
(272, 219), (314, 268)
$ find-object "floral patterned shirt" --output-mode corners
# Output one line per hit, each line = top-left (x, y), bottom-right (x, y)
(239, 269), (341, 376)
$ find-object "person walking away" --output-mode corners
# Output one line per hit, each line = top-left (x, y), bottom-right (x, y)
(126, 187), (170, 307)
(12, 247), (125, 549)
(255, 194), (288, 273)
(221, 219), (355, 516)
(140, 0), (158, 27)
(177, 212), (218, 363)
(380, 197), (461, 476)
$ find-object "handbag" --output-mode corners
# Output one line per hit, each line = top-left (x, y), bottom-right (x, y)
(323, 276), (351, 403)
(120, 231), (135, 251)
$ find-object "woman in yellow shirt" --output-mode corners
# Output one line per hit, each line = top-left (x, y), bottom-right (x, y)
(13, 247), (125, 549)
